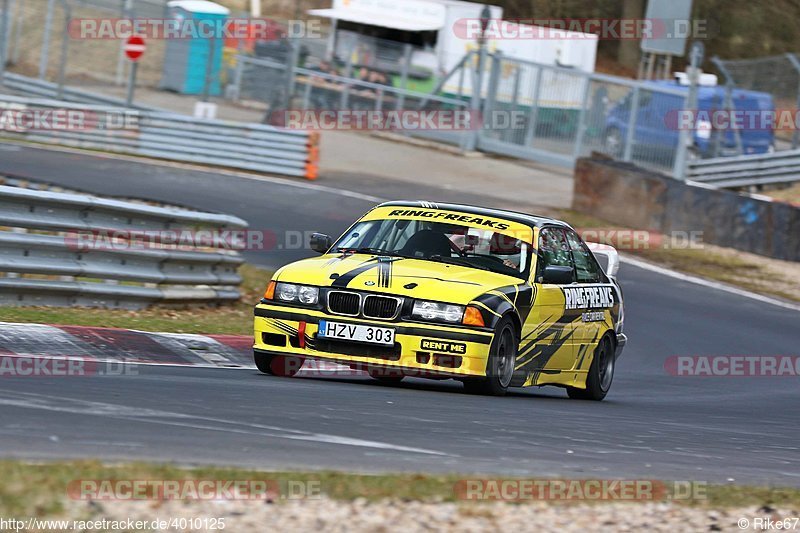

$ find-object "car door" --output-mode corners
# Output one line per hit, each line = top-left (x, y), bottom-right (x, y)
(518, 227), (577, 376)
(564, 229), (612, 370)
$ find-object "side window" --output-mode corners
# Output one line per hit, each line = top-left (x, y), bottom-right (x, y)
(537, 228), (573, 282)
(565, 230), (602, 284)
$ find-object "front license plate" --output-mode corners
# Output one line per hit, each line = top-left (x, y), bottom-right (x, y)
(318, 320), (395, 346)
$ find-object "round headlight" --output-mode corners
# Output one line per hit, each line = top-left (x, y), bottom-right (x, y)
(417, 301), (439, 320)
(277, 283), (298, 301)
(298, 286), (319, 304)
(444, 305), (463, 322)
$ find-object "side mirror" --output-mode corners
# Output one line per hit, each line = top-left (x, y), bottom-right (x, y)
(310, 233), (333, 254)
(540, 265), (574, 285)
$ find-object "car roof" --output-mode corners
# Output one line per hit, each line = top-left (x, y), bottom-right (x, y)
(375, 201), (570, 230)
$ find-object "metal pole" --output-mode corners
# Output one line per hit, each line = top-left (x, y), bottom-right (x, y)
(673, 42), (704, 179)
(202, 34), (216, 102)
(285, 40), (299, 109)
(572, 74), (593, 158)
(115, 0), (133, 86)
(39, 0), (56, 79)
(125, 60), (138, 107)
(622, 86), (640, 162)
(396, 43), (411, 111)
(0, 0), (9, 83)
(56, 1), (70, 99)
(785, 53), (800, 150)
(523, 66), (543, 146)
(10, 0), (24, 63)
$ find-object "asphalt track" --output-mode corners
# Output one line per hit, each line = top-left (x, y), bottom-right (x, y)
(0, 144), (798, 487)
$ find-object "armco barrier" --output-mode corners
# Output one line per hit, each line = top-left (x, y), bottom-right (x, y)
(0, 181), (249, 309)
(0, 94), (319, 179)
(687, 149), (800, 189)
(573, 154), (800, 262)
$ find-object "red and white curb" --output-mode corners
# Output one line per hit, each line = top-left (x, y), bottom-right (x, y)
(0, 322), (359, 375)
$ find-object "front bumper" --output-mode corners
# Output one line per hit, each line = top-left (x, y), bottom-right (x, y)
(253, 303), (494, 377)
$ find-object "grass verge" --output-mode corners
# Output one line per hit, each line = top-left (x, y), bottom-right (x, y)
(0, 264), (272, 336)
(1, 460), (799, 517)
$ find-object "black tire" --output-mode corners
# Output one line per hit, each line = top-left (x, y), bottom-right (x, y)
(567, 335), (615, 401)
(254, 352), (304, 377)
(463, 317), (517, 396)
(368, 366), (405, 384)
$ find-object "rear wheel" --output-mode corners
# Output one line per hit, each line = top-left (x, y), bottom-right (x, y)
(254, 352), (304, 377)
(567, 336), (615, 401)
(463, 317), (517, 396)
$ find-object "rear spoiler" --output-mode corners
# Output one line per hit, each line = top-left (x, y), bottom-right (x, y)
(585, 242), (620, 278)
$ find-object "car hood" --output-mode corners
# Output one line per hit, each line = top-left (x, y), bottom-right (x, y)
(274, 253), (524, 305)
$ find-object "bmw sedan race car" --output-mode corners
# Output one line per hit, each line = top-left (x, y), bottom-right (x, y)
(253, 202), (626, 400)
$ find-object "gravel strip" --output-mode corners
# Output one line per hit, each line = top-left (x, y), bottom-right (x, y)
(64, 498), (798, 532)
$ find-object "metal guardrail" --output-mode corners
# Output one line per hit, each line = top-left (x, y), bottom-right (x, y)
(1, 72), (165, 112)
(687, 149), (800, 188)
(0, 94), (320, 179)
(0, 182), (249, 309)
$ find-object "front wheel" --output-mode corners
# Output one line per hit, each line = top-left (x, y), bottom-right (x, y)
(463, 317), (517, 396)
(254, 352), (304, 377)
(567, 336), (615, 401)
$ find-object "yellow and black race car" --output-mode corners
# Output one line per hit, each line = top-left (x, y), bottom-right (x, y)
(253, 201), (626, 400)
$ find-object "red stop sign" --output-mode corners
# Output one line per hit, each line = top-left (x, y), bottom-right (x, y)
(124, 36), (146, 62)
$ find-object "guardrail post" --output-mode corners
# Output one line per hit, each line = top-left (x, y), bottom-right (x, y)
(622, 86), (640, 162)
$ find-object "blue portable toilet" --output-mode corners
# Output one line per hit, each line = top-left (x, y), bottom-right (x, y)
(159, 0), (230, 96)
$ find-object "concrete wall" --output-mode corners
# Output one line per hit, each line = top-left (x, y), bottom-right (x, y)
(573, 155), (800, 262)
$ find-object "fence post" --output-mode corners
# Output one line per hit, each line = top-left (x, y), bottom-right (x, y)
(229, 56), (244, 101)
(523, 66), (543, 146)
(622, 86), (640, 162)
(0, 0), (8, 83)
(673, 42), (704, 179)
(785, 53), (800, 150)
(572, 74), (593, 159)
(482, 52), (501, 138)
(56, 0), (70, 100)
(464, 45), (488, 152)
(396, 43), (412, 112)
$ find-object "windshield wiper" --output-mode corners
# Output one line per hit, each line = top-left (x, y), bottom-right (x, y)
(337, 247), (405, 257)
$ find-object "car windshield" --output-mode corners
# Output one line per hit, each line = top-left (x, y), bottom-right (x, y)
(333, 219), (532, 279)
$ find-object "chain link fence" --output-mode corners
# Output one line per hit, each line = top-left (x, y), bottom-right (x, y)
(713, 53), (800, 149)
